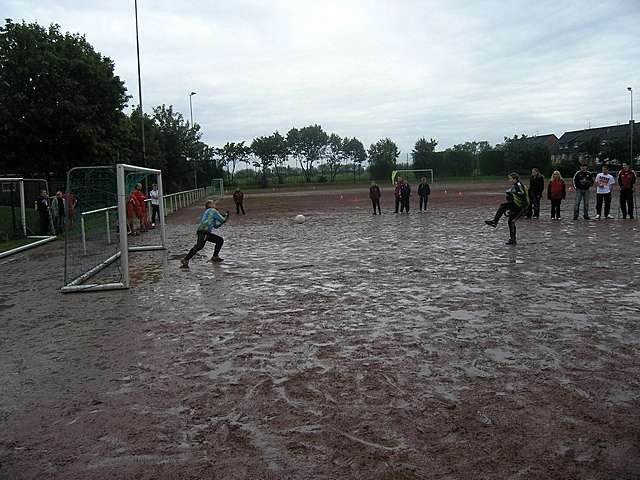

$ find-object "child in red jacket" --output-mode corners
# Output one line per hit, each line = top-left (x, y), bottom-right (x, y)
(547, 170), (566, 220)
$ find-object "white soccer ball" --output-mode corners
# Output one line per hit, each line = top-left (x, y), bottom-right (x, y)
(294, 214), (306, 224)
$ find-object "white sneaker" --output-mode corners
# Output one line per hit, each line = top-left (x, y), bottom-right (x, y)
(606, 215), (614, 219)
(595, 214), (601, 219)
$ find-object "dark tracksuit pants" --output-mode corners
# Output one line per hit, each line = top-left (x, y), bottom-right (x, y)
(371, 199), (381, 214)
(235, 202), (245, 214)
(550, 199), (562, 218)
(526, 194), (541, 218)
(419, 195), (428, 210)
(39, 213), (50, 235)
(620, 189), (634, 218)
(493, 203), (524, 241)
(184, 230), (224, 261)
(401, 196), (410, 213)
(151, 204), (160, 224)
(596, 193), (611, 217)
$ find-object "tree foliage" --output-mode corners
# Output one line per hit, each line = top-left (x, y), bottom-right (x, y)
(368, 138), (399, 180)
(343, 137), (367, 182)
(500, 135), (551, 175)
(216, 142), (251, 181)
(287, 125), (328, 182)
(0, 19), (128, 178)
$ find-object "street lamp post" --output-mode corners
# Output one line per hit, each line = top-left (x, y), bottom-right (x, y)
(628, 87), (634, 168)
(134, 0), (146, 165)
(189, 91), (197, 188)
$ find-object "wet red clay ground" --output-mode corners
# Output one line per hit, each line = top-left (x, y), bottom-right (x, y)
(1, 180), (640, 479)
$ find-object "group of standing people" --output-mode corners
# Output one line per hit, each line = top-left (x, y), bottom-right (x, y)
(486, 163), (638, 245)
(368, 176), (431, 215)
(34, 190), (77, 236)
(557, 163), (636, 220)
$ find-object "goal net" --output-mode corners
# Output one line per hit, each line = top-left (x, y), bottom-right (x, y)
(0, 177), (56, 241)
(391, 169), (434, 185)
(210, 178), (225, 199)
(62, 164), (166, 293)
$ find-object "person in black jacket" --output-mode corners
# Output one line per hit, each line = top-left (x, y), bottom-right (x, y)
(572, 164), (593, 220)
(485, 173), (527, 245)
(417, 177), (431, 212)
(369, 181), (381, 215)
(526, 168), (544, 219)
(400, 179), (411, 213)
(34, 190), (51, 235)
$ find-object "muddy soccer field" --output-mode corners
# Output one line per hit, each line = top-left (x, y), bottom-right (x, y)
(1, 181), (639, 479)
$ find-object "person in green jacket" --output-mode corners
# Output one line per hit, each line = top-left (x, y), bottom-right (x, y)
(484, 173), (528, 245)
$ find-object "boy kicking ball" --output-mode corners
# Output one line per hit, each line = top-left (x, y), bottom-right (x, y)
(181, 200), (229, 268)
(484, 172), (528, 245)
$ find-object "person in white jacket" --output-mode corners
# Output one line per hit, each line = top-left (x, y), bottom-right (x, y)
(594, 165), (616, 219)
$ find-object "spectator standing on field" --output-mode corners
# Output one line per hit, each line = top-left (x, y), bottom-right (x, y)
(133, 183), (150, 231)
(369, 181), (381, 215)
(594, 165), (616, 219)
(181, 200), (229, 268)
(394, 176), (403, 213)
(617, 162), (636, 219)
(547, 170), (566, 220)
(572, 164), (593, 220)
(149, 183), (160, 227)
(64, 192), (77, 227)
(417, 177), (431, 212)
(50, 191), (66, 234)
(484, 173), (528, 245)
(233, 187), (245, 215)
(526, 168), (544, 219)
(35, 190), (51, 235)
(400, 178), (411, 213)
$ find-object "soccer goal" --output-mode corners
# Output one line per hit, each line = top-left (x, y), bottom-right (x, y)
(211, 178), (225, 199)
(391, 169), (434, 185)
(0, 177), (57, 258)
(62, 164), (166, 293)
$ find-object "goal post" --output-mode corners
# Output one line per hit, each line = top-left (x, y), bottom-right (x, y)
(391, 169), (434, 185)
(210, 178), (224, 199)
(62, 164), (166, 293)
(0, 177), (57, 258)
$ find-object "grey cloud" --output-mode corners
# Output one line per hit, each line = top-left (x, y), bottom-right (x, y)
(4, 0), (640, 154)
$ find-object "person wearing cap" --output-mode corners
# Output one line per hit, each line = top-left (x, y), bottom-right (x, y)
(484, 172), (528, 245)
(572, 163), (593, 220)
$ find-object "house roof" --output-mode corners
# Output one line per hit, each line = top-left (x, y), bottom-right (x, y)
(557, 124), (633, 146)
(527, 134), (558, 145)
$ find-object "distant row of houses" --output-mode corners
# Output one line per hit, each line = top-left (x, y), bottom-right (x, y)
(526, 121), (638, 167)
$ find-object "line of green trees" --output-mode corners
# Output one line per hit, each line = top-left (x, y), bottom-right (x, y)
(3, 19), (586, 191)
(0, 19), (221, 193)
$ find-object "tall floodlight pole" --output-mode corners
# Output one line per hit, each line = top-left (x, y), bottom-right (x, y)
(628, 87), (634, 167)
(189, 92), (197, 188)
(135, 0), (146, 165)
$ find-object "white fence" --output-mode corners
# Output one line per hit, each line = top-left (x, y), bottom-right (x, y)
(163, 187), (208, 214)
(79, 187), (209, 256)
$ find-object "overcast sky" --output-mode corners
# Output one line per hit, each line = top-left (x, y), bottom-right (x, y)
(4, 0), (640, 154)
